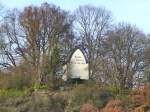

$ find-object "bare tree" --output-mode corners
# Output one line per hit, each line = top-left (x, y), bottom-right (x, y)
(143, 35), (150, 84)
(105, 23), (147, 89)
(74, 5), (112, 79)
(1, 3), (74, 86)
(0, 8), (20, 69)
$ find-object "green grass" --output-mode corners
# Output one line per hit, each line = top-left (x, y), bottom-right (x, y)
(0, 89), (28, 97)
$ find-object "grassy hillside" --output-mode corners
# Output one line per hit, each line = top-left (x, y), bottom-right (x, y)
(0, 82), (150, 112)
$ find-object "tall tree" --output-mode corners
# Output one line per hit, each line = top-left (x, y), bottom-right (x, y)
(74, 5), (112, 79)
(105, 23), (147, 89)
(143, 36), (150, 84)
(0, 8), (19, 68)
(1, 3), (74, 86)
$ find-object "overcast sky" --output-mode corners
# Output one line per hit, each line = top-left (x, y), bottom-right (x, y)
(1, 0), (150, 34)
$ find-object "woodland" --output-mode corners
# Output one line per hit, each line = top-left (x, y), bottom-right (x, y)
(0, 2), (150, 112)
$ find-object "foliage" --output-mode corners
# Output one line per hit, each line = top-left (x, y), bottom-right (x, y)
(0, 2), (150, 90)
(102, 100), (125, 112)
(65, 84), (115, 112)
(80, 103), (99, 112)
(0, 90), (67, 112)
(32, 83), (48, 90)
(0, 89), (28, 97)
(0, 2), (150, 112)
(0, 64), (35, 89)
(0, 73), (30, 90)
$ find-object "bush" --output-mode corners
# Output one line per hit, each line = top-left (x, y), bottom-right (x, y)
(80, 103), (99, 112)
(102, 100), (125, 112)
(0, 73), (33, 90)
(0, 90), (67, 112)
(0, 64), (35, 89)
(129, 83), (150, 108)
(32, 83), (48, 90)
(98, 89), (115, 107)
(65, 84), (115, 112)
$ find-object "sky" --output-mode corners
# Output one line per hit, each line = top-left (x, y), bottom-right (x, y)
(1, 0), (150, 34)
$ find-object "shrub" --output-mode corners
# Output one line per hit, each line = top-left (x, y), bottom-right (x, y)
(65, 84), (115, 112)
(28, 91), (67, 112)
(0, 73), (33, 90)
(0, 90), (67, 112)
(0, 64), (35, 89)
(129, 83), (150, 109)
(80, 103), (99, 112)
(102, 100), (125, 112)
(32, 83), (48, 90)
